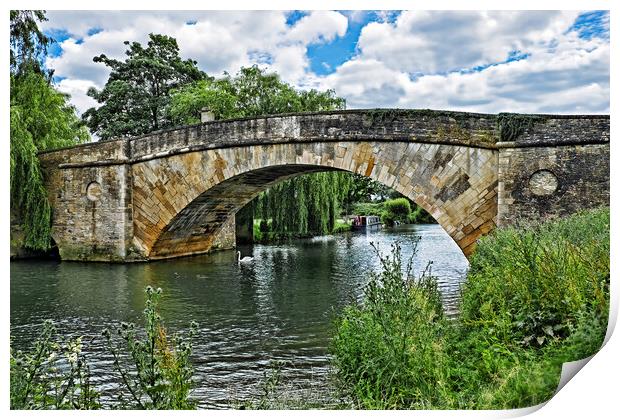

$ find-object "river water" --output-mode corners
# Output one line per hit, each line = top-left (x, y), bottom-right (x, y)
(10, 224), (468, 408)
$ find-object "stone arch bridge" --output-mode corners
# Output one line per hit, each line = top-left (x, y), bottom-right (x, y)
(38, 109), (609, 262)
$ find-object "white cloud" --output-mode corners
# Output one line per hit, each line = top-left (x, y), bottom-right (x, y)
(42, 10), (609, 117)
(319, 32), (609, 114)
(270, 45), (310, 83)
(42, 11), (214, 39)
(285, 10), (347, 44)
(341, 10), (370, 24)
(318, 11), (609, 114)
(55, 78), (99, 115)
(43, 11), (350, 115)
(321, 59), (410, 107)
(47, 29), (137, 90)
(356, 11), (581, 74)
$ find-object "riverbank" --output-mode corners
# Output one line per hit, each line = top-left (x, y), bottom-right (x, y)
(10, 209), (609, 409)
(252, 218), (352, 244)
(332, 207), (610, 409)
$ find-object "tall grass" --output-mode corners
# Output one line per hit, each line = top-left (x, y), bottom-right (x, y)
(103, 286), (198, 409)
(461, 208), (609, 347)
(332, 242), (452, 408)
(331, 207), (610, 409)
(10, 321), (100, 409)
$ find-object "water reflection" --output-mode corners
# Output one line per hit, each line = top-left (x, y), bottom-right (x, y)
(11, 224), (468, 407)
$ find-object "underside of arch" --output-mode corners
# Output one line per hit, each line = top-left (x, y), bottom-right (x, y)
(150, 165), (335, 258)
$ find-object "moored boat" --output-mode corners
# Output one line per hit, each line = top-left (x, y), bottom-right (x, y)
(350, 215), (382, 232)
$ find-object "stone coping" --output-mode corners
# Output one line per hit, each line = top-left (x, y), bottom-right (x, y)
(38, 109), (610, 157)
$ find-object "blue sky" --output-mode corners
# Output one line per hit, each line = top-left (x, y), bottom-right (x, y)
(40, 10), (609, 115)
(304, 11), (396, 75)
(569, 10), (609, 40)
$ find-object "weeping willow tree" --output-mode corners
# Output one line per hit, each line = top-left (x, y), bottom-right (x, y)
(170, 66), (352, 238)
(10, 10), (89, 250)
(255, 172), (354, 235)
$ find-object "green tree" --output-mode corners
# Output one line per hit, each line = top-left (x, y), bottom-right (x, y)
(10, 10), (89, 251)
(83, 34), (206, 139)
(255, 171), (353, 236)
(381, 198), (412, 226)
(9, 10), (51, 77)
(340, 174), (392, 215)
(169, 65), (345, 123)
(169, 79), (239, 124)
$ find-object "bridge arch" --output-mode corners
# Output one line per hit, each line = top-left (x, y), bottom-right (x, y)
(36, 110), (609, 262)
(131, 141), (498, 259)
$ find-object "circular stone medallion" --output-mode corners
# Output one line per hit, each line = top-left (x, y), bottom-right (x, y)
(86, 181), (102, 202)
(529, 170), (558, 196)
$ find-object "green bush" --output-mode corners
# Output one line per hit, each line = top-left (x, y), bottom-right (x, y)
(331, 241), (451, 408)
(381, 198), (411, 226)
(450, 208), (610, 408)
(352, 202), (384, 216)
(332, 219), (352, 234)
(460, 207), (609, 348)
(380, 212), (395, 227)
(383, 198), (411, 215)
(252, 224), (262, 242)
(408, 206), (436, 224)
(332, 207), (610, 409)
(353, 199), (435, 226)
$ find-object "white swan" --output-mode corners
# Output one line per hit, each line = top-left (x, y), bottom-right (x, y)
(237, 251), (254, 263)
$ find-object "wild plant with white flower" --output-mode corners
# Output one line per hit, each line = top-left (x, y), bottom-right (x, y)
(10, 321), (100, 409)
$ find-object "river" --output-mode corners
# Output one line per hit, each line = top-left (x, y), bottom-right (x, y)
(10, 223), (469, 408)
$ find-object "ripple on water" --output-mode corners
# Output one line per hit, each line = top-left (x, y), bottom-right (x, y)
(10, 224), (468, 408)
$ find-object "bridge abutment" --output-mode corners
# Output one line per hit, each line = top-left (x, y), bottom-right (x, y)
(38, 140), (139, 261)
(496, 116), (609, 227)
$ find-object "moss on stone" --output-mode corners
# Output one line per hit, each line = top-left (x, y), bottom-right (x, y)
(497, 113), (549, 142)
(363, 109), (483, 128)
(477, 131), (498, 145)
(363, 109), (401, 127)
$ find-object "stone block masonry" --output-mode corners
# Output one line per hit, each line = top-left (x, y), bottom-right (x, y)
(497, 146), (609, 226)
(34, 109), (608, 262)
